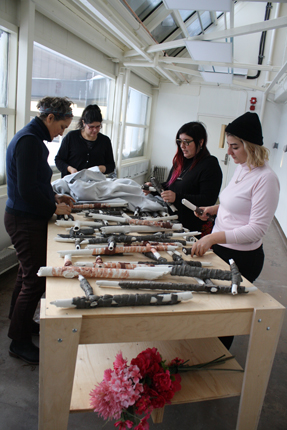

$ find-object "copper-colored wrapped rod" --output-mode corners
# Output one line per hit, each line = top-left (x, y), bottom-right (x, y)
(58, 244), (177, 257)
(85, 241), (182, 249)
(37, 265), (171, 279)
(73, 261), (159, 269)
(72, 202), (128, 210)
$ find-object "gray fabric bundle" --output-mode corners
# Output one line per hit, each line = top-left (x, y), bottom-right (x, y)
(52, 167), (166, 212)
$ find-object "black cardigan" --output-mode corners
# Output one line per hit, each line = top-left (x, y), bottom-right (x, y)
(55, 129), (115, 177)
(163, 155), (222, 232)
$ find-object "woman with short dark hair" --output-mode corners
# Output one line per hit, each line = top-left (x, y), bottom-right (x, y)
(5, 96), (74, 365)
(55, 104), (115, 177)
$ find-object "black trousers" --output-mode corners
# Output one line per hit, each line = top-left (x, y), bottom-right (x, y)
(213, 244), (264, 350)
(212, 244), (265, 283)
(4, 211), (47, 341)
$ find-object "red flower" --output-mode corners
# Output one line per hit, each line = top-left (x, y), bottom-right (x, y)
(153, 370), (172, 392)
(131, 348), (162, 377)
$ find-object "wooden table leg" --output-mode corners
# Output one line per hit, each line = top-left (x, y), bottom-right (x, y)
(38, 301), (82, 430)
(236, 307), (285, 430)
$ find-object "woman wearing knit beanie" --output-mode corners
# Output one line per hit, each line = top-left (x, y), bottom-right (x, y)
(191, 112), (279, 284)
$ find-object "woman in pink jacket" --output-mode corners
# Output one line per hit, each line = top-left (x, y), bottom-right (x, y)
(191, 112), (279, 284)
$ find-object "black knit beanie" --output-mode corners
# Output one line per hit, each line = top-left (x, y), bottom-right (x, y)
(225, 112), (263, 146)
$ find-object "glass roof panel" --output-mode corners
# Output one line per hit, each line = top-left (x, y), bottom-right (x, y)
(200, 11), (213, 29)
(186, 18), (202, 37)
(179, 10), (195, 21)
(120, 0), (162, 21)
(151, 14), (177, 43)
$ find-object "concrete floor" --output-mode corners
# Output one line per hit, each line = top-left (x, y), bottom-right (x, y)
(0, 220), (286, 430)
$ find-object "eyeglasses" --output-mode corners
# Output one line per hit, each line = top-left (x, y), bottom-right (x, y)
(176, 139), (194, 147)
(85, 123), (102, 130)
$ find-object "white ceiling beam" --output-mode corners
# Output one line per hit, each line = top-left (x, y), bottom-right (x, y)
(144, 4), (171, 32)
(158, 57), (280, 72)
(73, 0), (152, 61)
(104, 0), (157, 47)
(161, 64), (201, 77)
(199, 15), (287, 41)
(232, 79), (266, 92)
(172, 10), (190, 38)
(265, 59), (287, 95)
(146, 16), (287, 53)
(74, 0), (180, 85)
(34, 0), (124, 59)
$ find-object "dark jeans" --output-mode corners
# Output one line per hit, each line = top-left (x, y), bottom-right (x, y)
(212, 244), (264, 350)
(4, 211), (47, 341)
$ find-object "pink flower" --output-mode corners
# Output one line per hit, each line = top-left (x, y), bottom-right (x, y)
(90, 352), (143, 421)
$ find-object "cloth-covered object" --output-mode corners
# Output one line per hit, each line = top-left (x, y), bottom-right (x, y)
(52, 167), (166, 212)
(212, 162), (280, 251)
(163, 155), (222, 232)
(55, 129), (115, 177)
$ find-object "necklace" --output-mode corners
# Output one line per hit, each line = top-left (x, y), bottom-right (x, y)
(235, 167), (256, 184)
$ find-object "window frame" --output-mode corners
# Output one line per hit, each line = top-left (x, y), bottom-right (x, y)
(121, 85), (152, 164)
(0, 19), (17, 189)
(30, 42), (115, 172)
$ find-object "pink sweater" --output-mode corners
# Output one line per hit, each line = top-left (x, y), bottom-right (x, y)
(212, 162), (280, 251)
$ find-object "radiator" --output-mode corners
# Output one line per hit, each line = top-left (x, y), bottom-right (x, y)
(150, 165), (168, 183)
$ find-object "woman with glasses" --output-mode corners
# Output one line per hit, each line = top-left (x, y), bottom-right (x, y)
(55, 104), (115, 177)
(144, 122), (222, 234)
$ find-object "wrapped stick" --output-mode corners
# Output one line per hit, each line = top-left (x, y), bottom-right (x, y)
(50, 291), (193, 308)
(84, 234), (188, 245)
(74, 261), (162, 269)
(100, 224), (183, 234)
(57, 244), (177, 257)
(72, 202), (128, 210)
(150, 176), (177, 212)
(182, 199), (215, 222)
(37, 265), (171, 279)
(96, 280), (257, 295)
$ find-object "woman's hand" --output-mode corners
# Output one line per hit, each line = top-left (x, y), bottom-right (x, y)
(161, 190), (176, 203)
(55, 202), (72, 216)
(191, 235), (215, 257)
(55, 194), (75, 207)
(194, 205), (219, 221)
(98, 165), (106, 173)
(142, 182), (152, 196)
(191, 231), (226, 257)
(67, 166), (77, 174)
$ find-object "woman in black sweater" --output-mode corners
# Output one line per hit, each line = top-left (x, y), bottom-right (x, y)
(55, 104), (115, 177)
(145, 122), (222, 234)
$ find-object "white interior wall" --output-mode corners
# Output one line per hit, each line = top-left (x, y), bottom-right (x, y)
(149, 83), (200, 171)
(264, 100), (287, 235)
(1, 0), (287, 251)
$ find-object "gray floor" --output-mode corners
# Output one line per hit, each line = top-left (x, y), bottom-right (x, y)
(0, 220), (286, 430)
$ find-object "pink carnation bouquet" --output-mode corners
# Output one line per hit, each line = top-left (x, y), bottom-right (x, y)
(90, 347), (238, 430)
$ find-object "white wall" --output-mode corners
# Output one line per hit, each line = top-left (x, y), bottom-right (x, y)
(264, 100), (287, 235)
(149, 83), (200, 170)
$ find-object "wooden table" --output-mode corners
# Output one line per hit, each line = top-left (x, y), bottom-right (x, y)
(38, 216), (285, 430)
